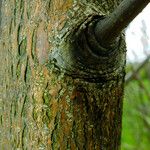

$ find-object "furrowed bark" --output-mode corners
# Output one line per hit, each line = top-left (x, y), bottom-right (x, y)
(1, 0), (148, 149)
(95, 0), (150, 48)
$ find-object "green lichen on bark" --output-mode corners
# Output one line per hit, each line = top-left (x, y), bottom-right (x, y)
(0, 0), (125, 149)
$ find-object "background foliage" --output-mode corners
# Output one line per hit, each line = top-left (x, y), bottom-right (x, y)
(121, 9), (150, 149)
(122, 62), (150, 150)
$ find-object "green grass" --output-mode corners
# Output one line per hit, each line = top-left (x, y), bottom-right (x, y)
(121, 78), (150, 150)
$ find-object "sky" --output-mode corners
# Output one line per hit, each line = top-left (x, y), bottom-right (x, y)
(125, 3), (150, 63)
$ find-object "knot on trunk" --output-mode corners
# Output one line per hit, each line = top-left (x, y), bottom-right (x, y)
(49, 15), (125, 82)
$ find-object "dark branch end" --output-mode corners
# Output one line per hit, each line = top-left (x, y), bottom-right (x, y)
(94, 0), (150, 49)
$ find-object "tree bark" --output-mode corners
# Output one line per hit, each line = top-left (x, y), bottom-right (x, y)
(1, 0), (125, 149)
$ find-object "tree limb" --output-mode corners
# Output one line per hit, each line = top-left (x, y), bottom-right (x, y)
(125, 55), (150, 85)
(95, 0), (150, 48)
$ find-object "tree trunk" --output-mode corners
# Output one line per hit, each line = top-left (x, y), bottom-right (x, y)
(0, 0), (126, 149)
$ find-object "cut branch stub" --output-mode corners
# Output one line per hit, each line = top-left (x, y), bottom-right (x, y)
(50, 15), (126, 82)
(85, 16), (120, 57)
(94, 0), (150, 49)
